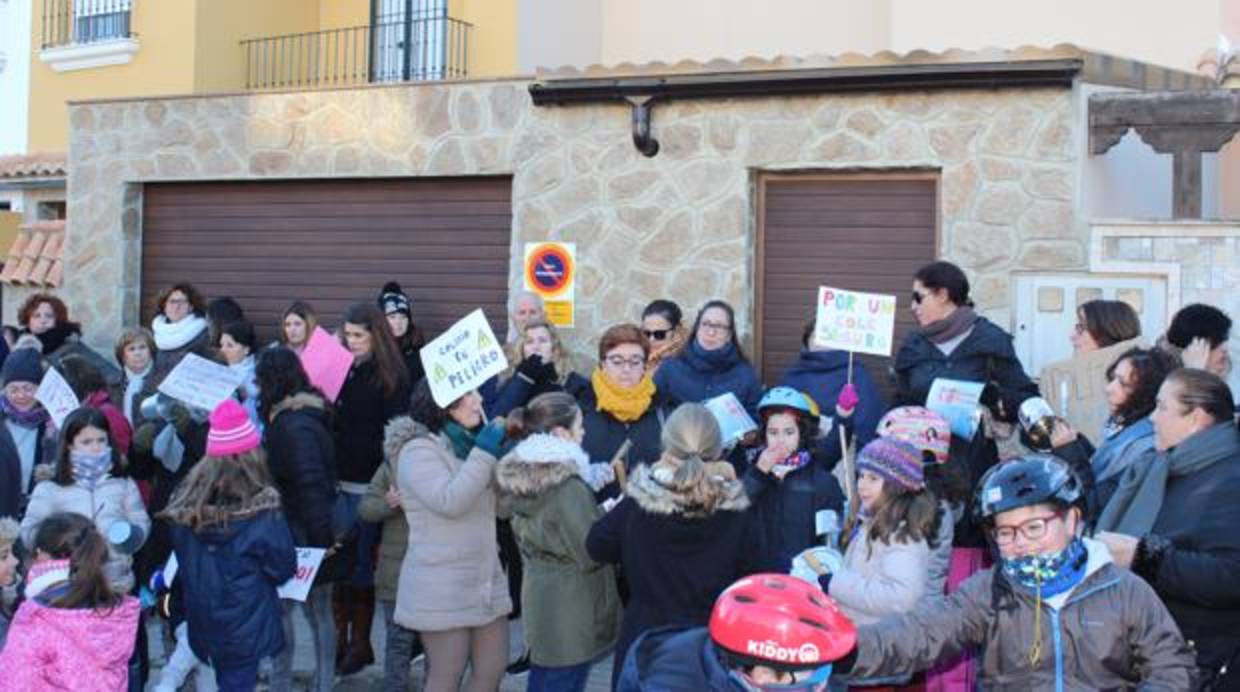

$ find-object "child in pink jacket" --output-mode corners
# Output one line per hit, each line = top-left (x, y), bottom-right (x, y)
(0, 512), (140, 691)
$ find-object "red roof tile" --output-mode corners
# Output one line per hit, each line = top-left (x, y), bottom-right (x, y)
(0, 153), (67, 180)
(0, 221), (67, 287)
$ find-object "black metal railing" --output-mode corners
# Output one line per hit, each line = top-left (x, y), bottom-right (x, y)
(42, 0), (134, 49)
(241, 17), (470, 90)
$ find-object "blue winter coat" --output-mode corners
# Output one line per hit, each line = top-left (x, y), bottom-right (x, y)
(617, 625), (747, 691)
(168, 490), (297, 669)
(742, 449), (846, 570)
(779, 349), (885, 462)
(481, 371), (589, 419)
(654, 342), (763, 416)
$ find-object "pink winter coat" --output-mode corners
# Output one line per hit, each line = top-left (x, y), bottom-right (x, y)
(0, 595), (139, 691)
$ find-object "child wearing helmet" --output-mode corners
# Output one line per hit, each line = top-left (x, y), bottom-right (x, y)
(832, 454), (1195, 689)
(743, 387), (846, 570)
(617, 573), (857, 691)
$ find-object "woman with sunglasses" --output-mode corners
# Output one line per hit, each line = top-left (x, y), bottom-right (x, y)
(653, 300), (763, 417)
(894, 261), (1038, 548)
(640, 300), (687, 376)
(576, 324), (672, 498)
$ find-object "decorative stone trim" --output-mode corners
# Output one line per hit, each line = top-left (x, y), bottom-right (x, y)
(39, 38), (138, 72)
(1090, 221), (1240, 312)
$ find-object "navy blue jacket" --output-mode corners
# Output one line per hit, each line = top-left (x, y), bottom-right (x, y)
(481, 371), (589, 418)
(169, 498), (297, 669)
(576, 383), (671, 499)
(742, 450), (846, 570)
(779, 349), (885, 462)
(618, 626), (746, 691)
(654, 342), (763, 416)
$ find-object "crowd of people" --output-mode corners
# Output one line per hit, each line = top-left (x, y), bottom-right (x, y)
(0, 259), (1234, 691)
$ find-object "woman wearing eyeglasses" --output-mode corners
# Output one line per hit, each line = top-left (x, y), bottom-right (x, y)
(653, 300), (764, 417)
(148, 283), (211, 388)
(894, 261), (1038, 547)
(576, 324), (672, 498)
(640, 300), (687, 376)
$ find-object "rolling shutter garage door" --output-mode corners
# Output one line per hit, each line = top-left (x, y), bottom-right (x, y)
(758, 175), (937, 404)
(141, 177), (512, 341)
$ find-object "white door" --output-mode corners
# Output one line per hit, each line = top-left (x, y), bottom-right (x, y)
(373, 0), (447, 82)
(1012, 275), (1168, 377)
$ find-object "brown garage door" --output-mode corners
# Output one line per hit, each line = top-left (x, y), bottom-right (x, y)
(758, 174), (938, 403)
(141, 177), (512, 342)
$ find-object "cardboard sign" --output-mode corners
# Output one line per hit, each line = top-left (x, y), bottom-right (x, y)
(300, 327), (354, 402)
(523, 242), (576, 328)
(276, 548), (326, 602)
(926, 377), (986, 440)
(158, 354), (244, 413)
(812, 286), (898, 357)
(420, 309), (508, 408)
(704, 392), (758, 447)
(36, 367), (80, 429)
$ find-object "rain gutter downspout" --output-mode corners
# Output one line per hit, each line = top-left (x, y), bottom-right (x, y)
(529, 59), (1083, 157)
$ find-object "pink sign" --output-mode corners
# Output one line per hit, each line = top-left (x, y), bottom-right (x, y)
(300, 327), (354, 402)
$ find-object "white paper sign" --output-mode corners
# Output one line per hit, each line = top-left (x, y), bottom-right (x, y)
(277, 548), (326, 602)
(926, 377), (986, 440)
(813, 286), (898, 357)
(419, 309), (508, 408)
(704, 392), (758, 446)
(157, 354), (245, 413)
(36, 367), (80, 429)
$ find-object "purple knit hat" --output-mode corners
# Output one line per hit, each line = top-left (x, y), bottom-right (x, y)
(856, 437), (924, 492)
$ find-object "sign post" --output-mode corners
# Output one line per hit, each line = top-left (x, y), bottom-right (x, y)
(523, 242), (576, 328)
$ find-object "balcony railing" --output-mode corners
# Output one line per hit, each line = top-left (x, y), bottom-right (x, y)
(42, 0), (134, 49)
(241, 17), (470, 91)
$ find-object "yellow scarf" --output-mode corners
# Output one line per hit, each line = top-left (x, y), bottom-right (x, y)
(591, 367), (655, 423)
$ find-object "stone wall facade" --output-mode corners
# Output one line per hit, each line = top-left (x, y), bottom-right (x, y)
(44, 75), (1079, 362)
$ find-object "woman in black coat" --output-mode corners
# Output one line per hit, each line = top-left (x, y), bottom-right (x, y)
(893, 261), (1038, 547)
(378, 282), (426, 386)
(258, 347), (340, 692)
(587, 403), (766, 688)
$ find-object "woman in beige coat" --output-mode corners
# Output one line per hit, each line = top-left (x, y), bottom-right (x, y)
(393, 380), (512, 692)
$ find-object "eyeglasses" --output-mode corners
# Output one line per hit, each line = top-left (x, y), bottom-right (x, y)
(1073, 322), (1087, 334)
(700, 321), (732, 334)
(911, 291), (926, 305)
(991, 512), (1063, 546)
(605, 355), (646, 371)
(642, 329), (670, 341)
(166, 298), (189, 306)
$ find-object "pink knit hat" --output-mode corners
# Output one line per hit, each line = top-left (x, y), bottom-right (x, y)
(206, 399), (261, 456)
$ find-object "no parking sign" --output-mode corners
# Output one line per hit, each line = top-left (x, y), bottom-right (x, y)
(523, 242), (576, 327)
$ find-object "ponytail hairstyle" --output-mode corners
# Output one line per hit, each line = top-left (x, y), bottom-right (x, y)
(505, 392), (580, 442)
(861, 482), (941, 553)
(657, 403), (724, 496)
(31, 512), (122, 610)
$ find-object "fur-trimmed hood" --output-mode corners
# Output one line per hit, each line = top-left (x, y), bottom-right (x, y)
(384, 415), (432, 461)
(626, 460), (749, 518)
(496, 434), (586, 496)
(161, 486), (283, 532)
(268, 392), (327, 422)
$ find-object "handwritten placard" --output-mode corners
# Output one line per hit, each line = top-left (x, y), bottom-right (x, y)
(300, 327), (354, 402)
(420, 309), (508, 408)
(926, 377), (986, 440)
(36, 367), (80, 429)
(704, 392), (758, 447)
(276, 548), (326, 602)
(157, 353), (245, 413)
(813, 286), (898, 357)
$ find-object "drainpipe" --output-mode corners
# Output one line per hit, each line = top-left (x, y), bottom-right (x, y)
(627, 96), (659, 158)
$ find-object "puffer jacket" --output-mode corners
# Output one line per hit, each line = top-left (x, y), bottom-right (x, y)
(20, 476), (150, 593)
(357, 424), (413, 603)
(841, 538), (1196, 690)
(741, 448), (845, 570)
(654, 341), (764, 416)
(391, 417), (511, 632)
(828, 515), (929, 626)
(166, 488), (297, 669)
(587, 460), (767, 684)
(0, 592), (140, 692)
(617, 625), (753, 691)
(496, 434), (621, 667)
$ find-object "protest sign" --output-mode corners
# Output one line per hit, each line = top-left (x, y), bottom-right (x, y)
(420, 309), (508, 408)
(158, 353), (245, 413)
(812, 286), (898, 357)
(276, 548), (327, 602)
(36, 367), (80, 429)
(704, 392), (758, 447)
(300, 327), (353, 402)
(926, 378), (986, 440)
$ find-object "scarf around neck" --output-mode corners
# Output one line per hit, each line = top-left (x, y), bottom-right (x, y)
(25, 559), (71, 600)
(1096, 421), (1240, 534)
(0, 396), (49, 429)
(71, 448), (114, 490)
(591, 367), (655, 423)
(151, 314), (208, 351)
(919, 306), (978, 345)
(443, 421), (479, 459)
(1001, 536), (1088, 599)
(685, 340), (742, 373)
